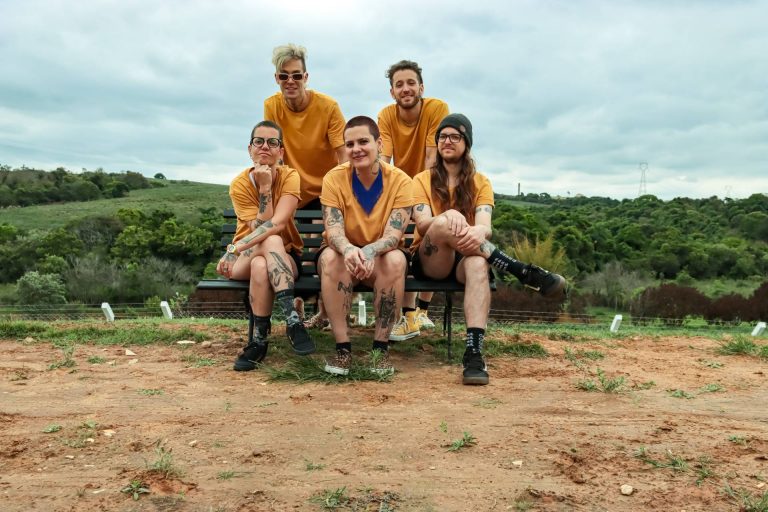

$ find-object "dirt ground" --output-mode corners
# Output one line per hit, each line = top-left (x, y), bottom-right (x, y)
(1, 322), (767, 512)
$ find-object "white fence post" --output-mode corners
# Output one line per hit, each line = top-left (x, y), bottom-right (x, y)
(752, 321), (766, 337)
(610, 314), (623, 333)
(101, 302), (115, 322)
(160, 301), (173, 320)
(358, 300), (367, 326)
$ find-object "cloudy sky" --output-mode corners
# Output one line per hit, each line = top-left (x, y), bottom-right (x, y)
(1, 0), (766, 200)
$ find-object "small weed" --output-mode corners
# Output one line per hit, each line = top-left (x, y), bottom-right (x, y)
(669, 389), (695, 399)
(121, 479), (150, 501)
(138, 388), (164, 396)
(310, 486), (349, 509)
(547, 331), (575, 341)
(10, 368), (29, 381)
(447, 432), (477, 452)
(728, 435), (748, 446)
(577, 368), (625, 393)
(635, 447), (689, 472)
(514, 500), (534, 511)
(700, 359), (724, 368)
(224, 401), (232, 412)
(576, 379), (598, 392)
(718, 337), (758, 356)
(473, 397), (502, 409)
(305, 460), (326, 471)
(48, 345), (76, 370)
(182, 354), (217, 368)
(217, 470), (242, 480)
(257, 401), (278, 408)
(700, 383), (725, 393)
(724, 483), (768, 511)
(636, 380), (656, 390)
(695, 456), (715, 486)
(264, 357), (392, 383)
(148, 441), (183, 478)
(439, 421), (448, 433)
(488, 341), (548, 358)
(42, 424), (62, 433)
(87, 355), (106, 364)
(61, 420), (98, 448)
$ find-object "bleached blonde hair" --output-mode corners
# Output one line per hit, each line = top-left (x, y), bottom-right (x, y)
(271, 44), (307, 72)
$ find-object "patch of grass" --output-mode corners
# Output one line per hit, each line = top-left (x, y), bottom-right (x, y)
(577, 368), (625, 393)
(728, 435), (748, 446)
(48, 345), (76, 370)
(635, 380), (656, 390)
(486, 341), (547, 358)
(700, 383), (725, 393)
(447, 432), (477, 452)
(138, 388), (164, 396)
(217, 470), (242, 480)
(121, 480), (150, 501)
(87, 355), (106, 364)
(473, 397), (502, 409)
(310, 486), (349, 509)
(718, 336), (758, 356)
(42, 424), (62, 433)
(669, 389), (695, 399)
(263, 356), (393, 383)
(148, 442), (183, 479)
(62, 420), (98, 448)
(634, 447), (689, 472)
(695, 456), (715, 486)
(439, 421), (448, 433)
(304, 460), (326, 471)
(724, 483), (768, 512)
(700, 359), (724, 368)
(0, 320), (48, 338)
(182, 354), (217, 368)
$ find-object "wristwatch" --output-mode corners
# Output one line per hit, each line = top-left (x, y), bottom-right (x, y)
(226, 244), (240, 256)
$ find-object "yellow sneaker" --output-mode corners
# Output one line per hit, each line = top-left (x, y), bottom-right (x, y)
(389, 311), (420, 341)
(414, 308), (435, 329)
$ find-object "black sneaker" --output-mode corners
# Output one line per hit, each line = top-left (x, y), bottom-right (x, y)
(520, 264), (566, 298)
(287, 322), (316, 355)
(462, 349), (489, 385)
(233, 341), (268, 371)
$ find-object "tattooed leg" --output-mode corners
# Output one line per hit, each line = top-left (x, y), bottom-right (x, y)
(319, 249), (355, 343)
(369, 250), (406, 341)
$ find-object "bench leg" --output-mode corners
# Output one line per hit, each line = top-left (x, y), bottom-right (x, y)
(445, 292), (453, 362)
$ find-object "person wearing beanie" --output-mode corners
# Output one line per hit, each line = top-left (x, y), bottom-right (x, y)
(378, 59), (450, 342)
(411, 113), (566, 385)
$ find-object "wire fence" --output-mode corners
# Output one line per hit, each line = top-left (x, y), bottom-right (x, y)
(0, 302), (763, 336)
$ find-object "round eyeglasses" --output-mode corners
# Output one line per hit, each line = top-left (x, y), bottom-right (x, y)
(251, 137), (282, 149)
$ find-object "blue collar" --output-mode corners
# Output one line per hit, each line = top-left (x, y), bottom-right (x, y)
(352, 170), (383, 215)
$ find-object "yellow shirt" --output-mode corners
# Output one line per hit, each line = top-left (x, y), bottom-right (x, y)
(229, 165), (303, 255)
(320, 161), (414, 248)
(411, 170), (495, 253)
(378, 98), (449, 177)
(264, 90), (346, 207)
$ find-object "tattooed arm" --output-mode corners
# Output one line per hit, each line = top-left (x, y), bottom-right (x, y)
(412, 202), (434, 236)
(324, 205), (367, 279)
(360, 206), (412, 268)
(248, 165), (274, 230)
(234, 193), (299, 253)
(456, 204), (493, 253)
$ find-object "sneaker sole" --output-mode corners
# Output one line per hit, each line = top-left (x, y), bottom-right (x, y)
(370, 367), (395, 376)
(233, 361), (257, 372)
(541, 275), (567, 298)
(462, 375), (489, 385)
(388, 331), (420, 342)
(417, 320), (436, 329)
(324, 364), (349, 376)
(291, 344), (316, 356)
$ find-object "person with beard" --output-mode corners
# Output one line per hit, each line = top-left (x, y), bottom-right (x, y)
(411, 114), (566, 386)
(378, 60), (449, 342)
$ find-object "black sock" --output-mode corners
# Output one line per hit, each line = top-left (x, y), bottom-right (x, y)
(465, 327), (485, 352)
(337, 342), (352, 353)
(402, 306), (415, 315)
(417, 299), (430, 311)
(372, 340), (389, 352)
(487, 248), (527, 280)
(275, 289), (300, 326)
(254, 315), (271, 340)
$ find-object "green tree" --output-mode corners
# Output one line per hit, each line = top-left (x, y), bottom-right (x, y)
(16, 271), (67, 304)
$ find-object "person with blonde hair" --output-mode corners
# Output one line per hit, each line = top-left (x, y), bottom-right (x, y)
(411, 114), (565, 385)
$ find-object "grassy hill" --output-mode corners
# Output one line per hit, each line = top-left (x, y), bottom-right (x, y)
(0, 180), (231, 231)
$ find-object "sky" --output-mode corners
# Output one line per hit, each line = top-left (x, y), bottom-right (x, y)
(1, 0), (766, 200)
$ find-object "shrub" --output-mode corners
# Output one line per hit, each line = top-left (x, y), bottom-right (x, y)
(630, 283), (709, 325)
(16, 271), (67, 305)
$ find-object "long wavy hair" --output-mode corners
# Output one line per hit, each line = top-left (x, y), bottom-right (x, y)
(430, 149), (477, 224)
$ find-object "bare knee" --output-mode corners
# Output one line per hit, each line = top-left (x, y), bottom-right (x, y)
(250, 256), (268, 279)
(379, 250), (407, 277)
(262, 234), (284, 252)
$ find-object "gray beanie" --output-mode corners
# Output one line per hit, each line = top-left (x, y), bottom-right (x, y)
(435, 113), (473, 149)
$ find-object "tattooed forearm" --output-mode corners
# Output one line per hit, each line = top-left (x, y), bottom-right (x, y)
(337, 281), (354, 313)
(238, 220), (274, 247)
(258, 192), (271, 214)
(376, 287), (397, 330)
(423, 234), (438, 257)
(329, 233), (353, 255)
(361, 236), (398, 260)
(250, 218), (266, 230)
(322, 206), (344, 228)
(475, 205), (493, 214)
(268, 252), (294, 289)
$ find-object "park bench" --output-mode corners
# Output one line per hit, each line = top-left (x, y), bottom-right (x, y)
(196, 208), (496, 362)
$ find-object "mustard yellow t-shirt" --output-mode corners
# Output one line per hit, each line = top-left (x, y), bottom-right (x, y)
(410, 170), (495, 253)
(229, 165), (303, 256)
(264, 90), (345, 207)
(378, 98), (449, 177)
(320, 161), (414, 249)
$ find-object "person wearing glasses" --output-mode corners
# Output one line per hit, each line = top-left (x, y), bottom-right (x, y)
(218, 120), (315, 371)
(378, 59), (450, 343)
(319, 116), (414, 377)
(411, 114), (566, 386)
(264, 43), (347, 329)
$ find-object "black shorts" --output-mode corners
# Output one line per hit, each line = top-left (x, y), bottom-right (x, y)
(314, 246), (411, 276)
(411, 250), (495, 283)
